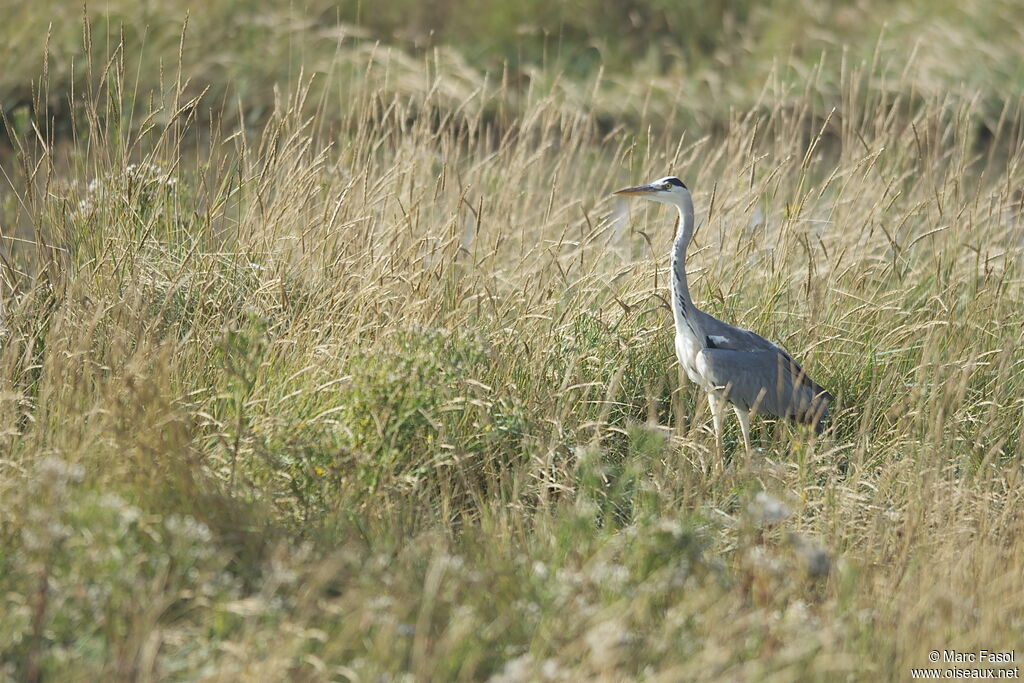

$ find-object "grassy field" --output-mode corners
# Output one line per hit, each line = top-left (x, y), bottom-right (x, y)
(2, 2), (1024, 681)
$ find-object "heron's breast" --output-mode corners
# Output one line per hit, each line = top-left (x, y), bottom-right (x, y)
(674, 334), (708, 388)
(693, 350), (719, 393)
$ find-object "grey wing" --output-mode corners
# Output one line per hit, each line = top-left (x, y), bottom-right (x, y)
(699, 347), (832, 430)
(697, 310), (791, 356)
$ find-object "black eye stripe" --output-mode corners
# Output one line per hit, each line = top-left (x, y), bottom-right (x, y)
(666, 177), (687, 190)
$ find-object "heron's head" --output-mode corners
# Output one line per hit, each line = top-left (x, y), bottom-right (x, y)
(612, 176), (689, 205)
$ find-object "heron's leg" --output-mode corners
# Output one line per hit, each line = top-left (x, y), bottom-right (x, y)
(732, 405), (752, 453)
(707, 392), (725, 454)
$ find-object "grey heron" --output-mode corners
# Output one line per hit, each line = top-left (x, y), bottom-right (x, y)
(613, 176), (831, 451)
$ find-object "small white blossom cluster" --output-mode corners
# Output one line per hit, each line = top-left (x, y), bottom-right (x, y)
(744, 491), (833, 578)
(125, 161), (177, 183)
(75, 161), (179, 217)
(490, 653), (569, 682)
(747, 491), (791, 527)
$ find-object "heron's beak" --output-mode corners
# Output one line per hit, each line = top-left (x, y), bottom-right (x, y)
(612, 184), (661, 197)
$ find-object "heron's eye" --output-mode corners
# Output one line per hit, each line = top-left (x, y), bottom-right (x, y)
(662, 183), (672, 190)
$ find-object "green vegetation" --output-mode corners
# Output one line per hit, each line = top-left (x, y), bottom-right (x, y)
(2, 1), (1023, 680)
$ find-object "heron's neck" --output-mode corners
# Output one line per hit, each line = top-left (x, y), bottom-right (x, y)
(670, 199), (704, 343)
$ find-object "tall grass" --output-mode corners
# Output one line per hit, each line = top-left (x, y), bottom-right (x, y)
(1, 9), (1023, 681)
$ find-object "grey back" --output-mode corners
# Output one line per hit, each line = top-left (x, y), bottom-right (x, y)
(700, 347), (831, 430)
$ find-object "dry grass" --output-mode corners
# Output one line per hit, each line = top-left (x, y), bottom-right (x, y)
(1, 7), (1024, 682)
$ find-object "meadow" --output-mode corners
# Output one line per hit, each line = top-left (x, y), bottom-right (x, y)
(1, 1), (1024, 680)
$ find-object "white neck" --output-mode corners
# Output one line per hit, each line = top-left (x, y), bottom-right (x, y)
(669, 196), (705, 345)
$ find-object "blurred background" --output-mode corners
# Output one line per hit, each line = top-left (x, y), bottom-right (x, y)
(3, 0), (1024, 142)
